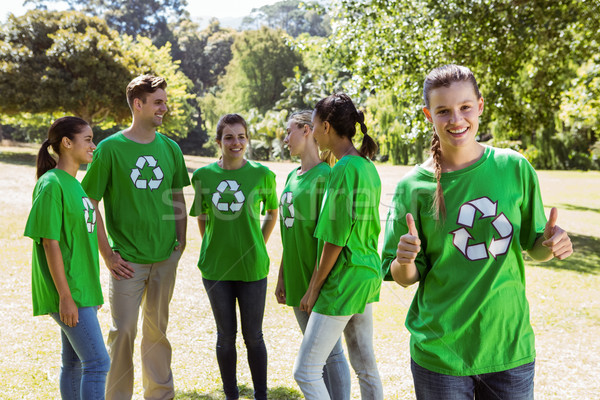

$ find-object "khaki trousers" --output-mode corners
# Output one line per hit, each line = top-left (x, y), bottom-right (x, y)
(105, 250), (181, 400)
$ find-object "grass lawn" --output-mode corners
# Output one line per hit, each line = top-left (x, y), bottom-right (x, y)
(1, 144), (599, 399)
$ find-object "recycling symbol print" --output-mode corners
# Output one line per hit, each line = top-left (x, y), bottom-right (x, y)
(82, 197), (96, 233)
(212, 180), (245, 212)
(280, 191), (294, 228)
(450, 197), (514, 261)
(130, 156), (164, 190)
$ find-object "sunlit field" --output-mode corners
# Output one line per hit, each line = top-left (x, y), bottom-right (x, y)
(1, 144), (599, 399)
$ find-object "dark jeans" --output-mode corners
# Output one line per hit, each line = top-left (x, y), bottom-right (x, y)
(411, 358), (535, 400)
(203, 278), (268, 400)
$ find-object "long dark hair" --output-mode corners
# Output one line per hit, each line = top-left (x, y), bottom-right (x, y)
(313, 93), (378, 160)
(423, 64), (482, 221)
(36, 116), (90, 179)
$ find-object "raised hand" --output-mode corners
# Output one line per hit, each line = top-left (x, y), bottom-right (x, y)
(542, 207), (573, 260)
(396, 213), (421, 265)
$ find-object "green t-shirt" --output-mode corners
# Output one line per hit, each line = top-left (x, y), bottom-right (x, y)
(313, 155), (382, 316)
(279, 163), (331, 307)
(190, 160), (278, 281)
(381, 146), (547, 376)
(81, 131), (190, 264)
(24, 169), (103, 316)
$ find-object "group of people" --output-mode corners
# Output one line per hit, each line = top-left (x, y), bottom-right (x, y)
(25, 64), (573, 400)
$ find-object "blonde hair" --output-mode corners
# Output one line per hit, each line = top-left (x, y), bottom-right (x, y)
(423, 64), (482, 221)
(288, 110), (335, 166)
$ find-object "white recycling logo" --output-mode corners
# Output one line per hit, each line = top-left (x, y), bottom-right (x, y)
(280, 191), (294, 228)
(450, 197), (513, 261)
(130, 156), (164, 190)
(212, 180), (245, 212)
(82, 197), (96, 233)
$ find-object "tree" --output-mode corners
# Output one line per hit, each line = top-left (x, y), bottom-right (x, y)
(25, 0), (188, 41)
(210, 27), (304, 119)
(0, 10), (195, 138)
(0, 10), (131, 125)
(328, 0), (600, 167)
(241, 0), (331, 37)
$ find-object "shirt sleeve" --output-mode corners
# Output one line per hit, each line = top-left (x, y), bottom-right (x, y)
(189, 171), (208, 216)
(314, 163), (355, 247)
(24, 181), (63, 244)
(170, 142), (191, 189)
(261, 169), (278, 214)
(381, 180), (428, 281)
(81, 145), (110, 202)
(519, 158), (547, 250)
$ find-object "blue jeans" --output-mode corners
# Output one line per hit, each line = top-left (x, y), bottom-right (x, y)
(411, 358), (535, 400)
(203, 278), (268, 400)
(293, 304), (383, 400)
(293, 307), (351, 400)
(50, 306), (110, 400)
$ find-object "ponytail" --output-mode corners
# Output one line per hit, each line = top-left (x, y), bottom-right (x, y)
(430, 130), (446, 221)
(356, 110), (378, 160)
(314, 93), (379, 160)
(319, 149), (336, 166)
(36, 116), (90, 179)
(36, 139), (57, 179)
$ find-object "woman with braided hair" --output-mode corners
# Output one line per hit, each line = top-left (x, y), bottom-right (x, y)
(381, 64), (573, 399)
(293, 94), (384, 399)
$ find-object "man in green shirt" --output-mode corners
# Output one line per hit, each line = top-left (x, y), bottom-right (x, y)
(82, 75), (190, 400)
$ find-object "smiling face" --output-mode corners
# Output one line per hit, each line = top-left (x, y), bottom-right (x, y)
(423, 80), (484, 153)
(137, 88), (168, 127)
(67, 125), (96, 164)
(217, 123), (248, 161)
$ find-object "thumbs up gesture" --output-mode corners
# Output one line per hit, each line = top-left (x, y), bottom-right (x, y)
(396, 213), (422, 265)
(541, 207), (573, 260)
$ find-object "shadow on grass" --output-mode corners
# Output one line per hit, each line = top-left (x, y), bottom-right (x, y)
(525, 233), (600, 274)
(0, 151), (37, 166)
(175, 384), (302, 400)
(555, 203), (600, 213)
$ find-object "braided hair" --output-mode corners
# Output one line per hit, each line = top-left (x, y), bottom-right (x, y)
(423, 64), (482, 220)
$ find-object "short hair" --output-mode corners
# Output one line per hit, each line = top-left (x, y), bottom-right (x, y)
(126, 75), (167, 110)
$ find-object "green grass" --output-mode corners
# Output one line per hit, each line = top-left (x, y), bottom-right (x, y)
(1, 145), (599, 399)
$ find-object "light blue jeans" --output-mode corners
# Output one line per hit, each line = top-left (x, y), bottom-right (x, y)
(50, 306), (110, 400)
(293, 307), (351, 400)
(293, 304), (383, 400)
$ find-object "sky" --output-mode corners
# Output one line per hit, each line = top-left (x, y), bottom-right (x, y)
(0, 0), (280, 21)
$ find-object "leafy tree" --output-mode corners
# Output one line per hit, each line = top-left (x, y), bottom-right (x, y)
(208, 27), (303, 120)
(328, 0), (600, 168)
(559, 54), (600, 169)
(25, 0), (188, 40)
(0, 10), (131, 125)
(170, 18), (235, 94)
(242, 0), (331, 37)
(276, 34), (352, 111)
(0, 10), (195, 138)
